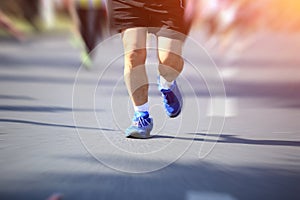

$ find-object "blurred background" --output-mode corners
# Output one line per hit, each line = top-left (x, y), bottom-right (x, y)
(1, 0), (300, 50)
(1, 0), (300, 68)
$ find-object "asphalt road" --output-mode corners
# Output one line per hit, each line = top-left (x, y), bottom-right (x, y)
(0, 30), (299, 200)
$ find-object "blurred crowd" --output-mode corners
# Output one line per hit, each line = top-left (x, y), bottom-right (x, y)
(0, 0), (109, 68)
(1, 0), (300, 63)
(193, 0), (300, 55)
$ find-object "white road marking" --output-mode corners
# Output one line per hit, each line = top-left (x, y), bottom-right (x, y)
(207, 97), (238, 117)
(219, 67), (239, 79)
(186, 191), (237, 200)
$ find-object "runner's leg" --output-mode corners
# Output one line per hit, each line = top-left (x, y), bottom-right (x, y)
(157, 36), (184, 82)
(77, 8), (93, 53)
(122, 27), (148, 107)
(157, 35), (184, 117)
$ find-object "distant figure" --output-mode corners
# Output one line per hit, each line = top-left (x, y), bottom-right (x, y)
(0, 0), (40, 31)
(66, 0), (108, 68)
(46, 193), (63, 200)
(0, 9), (25, 41)
(19, 0), (40, 31)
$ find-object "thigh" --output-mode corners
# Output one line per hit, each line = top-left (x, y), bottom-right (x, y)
(157, 36), (183, 58)
(122, 27), (147, 52)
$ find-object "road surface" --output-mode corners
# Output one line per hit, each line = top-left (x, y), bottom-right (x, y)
(0, 30), (299, 200)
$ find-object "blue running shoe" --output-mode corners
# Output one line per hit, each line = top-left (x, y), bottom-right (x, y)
(159, 80), (183, 118)
(125, 111), (153, 139)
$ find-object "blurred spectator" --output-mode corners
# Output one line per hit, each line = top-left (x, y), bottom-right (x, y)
(20, 0), (40, 31)
(192, 0), (300, 58)
(0, 9), (25, 41)
(40, 0), (56, 29)
(0, 0), (40, 31)
(65, 0), (108, 68)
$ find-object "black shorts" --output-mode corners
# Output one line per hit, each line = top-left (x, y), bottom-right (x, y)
(110, 0), (189, 40)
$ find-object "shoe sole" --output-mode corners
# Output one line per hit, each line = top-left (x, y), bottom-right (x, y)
(168, 108), (181, 118)
(126, 132), (151, 139)
(125, 126), (153, 139)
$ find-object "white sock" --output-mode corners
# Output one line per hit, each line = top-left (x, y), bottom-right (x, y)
(159, 76), (174, 89)
(134, 102), (149, 113)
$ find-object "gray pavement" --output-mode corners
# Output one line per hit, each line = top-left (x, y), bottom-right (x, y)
(0, 30), (299, 200)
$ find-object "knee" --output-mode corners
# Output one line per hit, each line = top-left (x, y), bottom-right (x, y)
(124, 48), (147, 69)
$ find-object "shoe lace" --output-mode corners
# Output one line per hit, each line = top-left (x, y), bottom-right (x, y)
(132, 115), (151, 128)
(138, 116), (151, 127)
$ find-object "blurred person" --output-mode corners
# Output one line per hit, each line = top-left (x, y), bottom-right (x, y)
(201, 0), (267, 59)
(213, 0), (238, 51)
(41, 0), (56, 29)
(217, 0), (267, 56)
(0, 9), (25, 41)
(19, 0), (40, 31)
(184, 0), (199, 31)
(199, 0), (221, 48)
(66, 0), (108, 69)
(0, 0), (40, 31)
(198, 0), (236, 52)
(206, 0), (246, 56)
(110, 0), (197, 138)
(46, 193), (63, 200)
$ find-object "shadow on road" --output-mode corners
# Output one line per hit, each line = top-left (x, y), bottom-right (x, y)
(0, 95), (35, 100)
(0, 106), (103, 113)
(0, 119), (116, 131)
(0, 74), (115, 85)
(152, 132), (300, 148)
